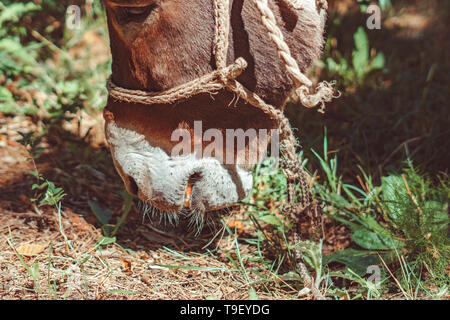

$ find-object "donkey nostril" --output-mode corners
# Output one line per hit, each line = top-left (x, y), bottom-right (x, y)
(127, 176), (139, 196)
(189, 172), (202, 182)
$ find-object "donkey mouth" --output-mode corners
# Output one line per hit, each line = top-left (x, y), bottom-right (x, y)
(105, 121), (253, 215)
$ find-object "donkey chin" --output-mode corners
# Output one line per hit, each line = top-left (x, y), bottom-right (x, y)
(105, 121), (253, 216)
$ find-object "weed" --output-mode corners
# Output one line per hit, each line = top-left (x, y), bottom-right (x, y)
(326, 27), (386, 87)
(89, 190), (134, 246)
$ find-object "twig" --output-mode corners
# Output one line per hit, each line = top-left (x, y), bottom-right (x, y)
(56, 202), (74, 251)
(378, 253), (410, 299)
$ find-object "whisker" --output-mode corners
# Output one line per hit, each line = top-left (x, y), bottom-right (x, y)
(137, 201), (228, 236)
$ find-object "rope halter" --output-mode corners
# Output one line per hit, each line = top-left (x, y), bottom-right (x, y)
(107, 0), (336, 112)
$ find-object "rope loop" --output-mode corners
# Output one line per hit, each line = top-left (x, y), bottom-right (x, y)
(107, 58), (248, 105)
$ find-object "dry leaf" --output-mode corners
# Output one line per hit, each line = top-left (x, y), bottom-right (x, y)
(121, 259), (132, 273)
(140, 275), (152, 286)
(17, 243), (49, 256)
(227, 219), (243, 232)
(70, 214), (92, 232)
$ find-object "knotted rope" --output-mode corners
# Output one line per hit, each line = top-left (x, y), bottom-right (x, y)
(254, 0), (334, 113)
(107, 0), (335, 300)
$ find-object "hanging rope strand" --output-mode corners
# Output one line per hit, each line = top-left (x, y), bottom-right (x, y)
(254, 0), (335, 113)
(213, 0), (230, 70)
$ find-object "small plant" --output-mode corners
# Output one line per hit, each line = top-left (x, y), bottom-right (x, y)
(17, 130), (73, 252)
(89, 190), (133, 247)
(17, 131), (66, 205)
(326, 27), (386, 86)
(313, 132), (449, 297)
(17, 131), (45, 160)
(0, 0), (109, 116)
(29, 171), (66, 206)
(242, 130), (449, 299)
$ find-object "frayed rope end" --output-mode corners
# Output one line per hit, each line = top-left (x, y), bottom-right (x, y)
(297, 81), (340, 114)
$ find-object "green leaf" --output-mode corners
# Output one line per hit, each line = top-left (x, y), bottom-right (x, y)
(96, 236), (116, 246)
(378, 0), (391, 11)
(381, 175), (408, 223)
(291, 240), (323, 275)
(371, 53), (385, 70)
(249, 287), (259, 300)
(352, 27), (369, 80)
(0, 86), (13, 101)
(30, 262), (40, 280)
(111, 190), (133, 236)
(258, 214), (281, 226)
(0, 2), (40, 28)
(326, 57), (340, 72)
(323, 249), (382, 276)
(0, 38), (36, 66)
(278, 271), (301, 282)
(423, 201), (449, 233)
(29, 170), (41, 180)
(88, 200), (113, 226)
(352, 227), (403, 250)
